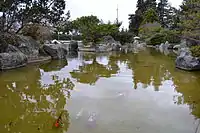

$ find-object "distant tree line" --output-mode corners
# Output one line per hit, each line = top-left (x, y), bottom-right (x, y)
(129, 0), (200, 43)
(128, 0), (180, 35)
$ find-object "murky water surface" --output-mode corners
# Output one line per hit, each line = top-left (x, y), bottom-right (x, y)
(0, 49), (200, 133)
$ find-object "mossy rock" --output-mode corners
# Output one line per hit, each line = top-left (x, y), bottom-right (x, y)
(0, 33), (20, 52)
(191, 45), (200, 58)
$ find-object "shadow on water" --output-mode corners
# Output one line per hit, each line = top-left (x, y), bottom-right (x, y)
(0, 64), (75, 133)
(40, 60), (68, 72)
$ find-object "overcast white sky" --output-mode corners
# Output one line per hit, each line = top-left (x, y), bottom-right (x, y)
(67, 0), (183, 29)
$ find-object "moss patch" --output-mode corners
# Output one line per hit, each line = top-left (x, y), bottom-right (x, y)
(191, 45), (200, 58)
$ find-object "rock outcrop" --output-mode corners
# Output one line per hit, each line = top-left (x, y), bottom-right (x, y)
(96, 36), (121, 52)
(0, 33), (51, 70)
(175, 48), (200, 71)
(17, 35), (40, 60)
(0, 45), (28, 70)
(43, 43), (68, 59)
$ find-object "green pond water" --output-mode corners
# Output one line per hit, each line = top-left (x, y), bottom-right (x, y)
(0, 49), (200, 133)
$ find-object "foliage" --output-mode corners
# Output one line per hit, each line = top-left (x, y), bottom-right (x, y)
(72, 15), (119, 45)
(160, 29), (181, 43)
(128, 14), (142, 35)
(146, 33), (166, 45)
(139, 23), (162, 40)
(114, 32), (134, 45)
(0, 0), (68, 33)
(142, 8), (159, 24)
(129, 0), (158, 35)
(144, 28), (181, 45)
(179, 0), (200, 41)
(157, 0), (169, 28)
(191, 45), (200, 58)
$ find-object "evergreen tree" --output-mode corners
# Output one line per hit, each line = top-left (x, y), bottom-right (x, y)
(157, 0), (169, 27)
(128, 0), (158, 35)
(144, 0), (157, 10)
(128, 0), (144, 35)
(179, 0), (200, 42)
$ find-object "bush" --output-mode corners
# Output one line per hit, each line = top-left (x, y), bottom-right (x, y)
(191, 45), (200, 57)
(139, 23), (162, 40)
(146, 33), (166, 46)
(160, 29), (181, 44)
(114, 32), (134, 45)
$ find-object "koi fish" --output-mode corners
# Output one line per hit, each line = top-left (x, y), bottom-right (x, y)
(54, 112), (64, 128)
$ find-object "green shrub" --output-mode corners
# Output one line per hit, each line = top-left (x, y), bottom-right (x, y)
(191, 45), (200, 57)
(139, 23), (162, 40)
(146, 33), (166, 46)
(114, 32), (134, 45)
(160, 29), (181, 44)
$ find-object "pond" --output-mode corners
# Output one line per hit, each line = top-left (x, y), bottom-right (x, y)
(0, 48), (200, 133)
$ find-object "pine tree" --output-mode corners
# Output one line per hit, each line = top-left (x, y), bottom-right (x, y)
(144, 0), (157, 10)
(157, 0), (169, 28)
(180, 0), (200, 42)
(128, 0), (158, 35)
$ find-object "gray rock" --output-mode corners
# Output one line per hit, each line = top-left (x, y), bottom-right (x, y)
(5, 44), (19, 52)
(0, 45), (28, 70)
(43, 44), (68, 59)
(175, 48), (200, 71)
(17, 35), (40, 60)
(96, 36), (121, 52)
(96, 44), (112, 52)
(102, 36), (116, 44)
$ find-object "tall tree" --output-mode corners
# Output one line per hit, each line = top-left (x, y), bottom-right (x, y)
(128, 0), (158, 35)
(72, 15), (119, 45)
(128, 0), (144, 35)
(144, 0), (157, 10)
(179, 0), (200, 42)
(157, 0), (169, 27)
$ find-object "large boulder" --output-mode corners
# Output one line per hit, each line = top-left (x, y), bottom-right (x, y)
(175, 48), (200, 71)
(17, 35), (40, 59)
(43, 43), (68, 59)
(96, 44), (113, 52)
(0, 45), (28, 70)
(159, 42), (169, 52)
(0, 33), (40, 60)
(97, 36), (121, 52)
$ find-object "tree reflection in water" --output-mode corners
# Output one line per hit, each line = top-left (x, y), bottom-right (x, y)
(70, 53), (119, 85)
(70, 50), (200, 119)
(1, 71), (74, 133)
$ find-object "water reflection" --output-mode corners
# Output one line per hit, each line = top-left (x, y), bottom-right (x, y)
(70, 52), (119, 85)
(70, 50), (200, 119)
(0, 65), (74, 133)
(0, 49), (200, 133)
(40, 60), (68, 72)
